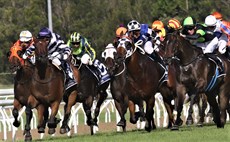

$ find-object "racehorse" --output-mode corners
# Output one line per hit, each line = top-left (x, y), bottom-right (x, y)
(163, 31), (230, 128)
(8, 45), (48, 141)
(32, 38), (79, 135)
(158, 41), (208, 128)
(102, 46), (146, 131)
(115, 36), (175, 132)
(60, 58), (110, 135)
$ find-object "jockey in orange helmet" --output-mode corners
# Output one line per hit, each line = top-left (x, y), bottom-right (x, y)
(151, 20), (166, 41)
(166, 18), (182, 33)
(113, 25), (128, 47)
(212, 11), (230, 47)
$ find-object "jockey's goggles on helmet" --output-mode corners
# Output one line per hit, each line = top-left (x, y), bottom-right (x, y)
(71, 42), (80, 45)
(185, 26), (195, 30)
(20, 41), (30, 44)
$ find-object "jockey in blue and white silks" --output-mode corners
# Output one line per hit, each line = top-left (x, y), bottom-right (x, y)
(22, 27), (77, 91)
(127, 20), (163, 63)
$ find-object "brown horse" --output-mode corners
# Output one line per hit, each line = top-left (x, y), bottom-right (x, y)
(163, 31), (230, 128)
(32, 38), (80, 135)
(115, 36), (175, 132)
(8, 45), (48, 141)
(102, 46), (145, 131)
(60, 58), (110, 135)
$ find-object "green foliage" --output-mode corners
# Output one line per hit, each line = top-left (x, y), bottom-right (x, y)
(0, 0), (229, 73)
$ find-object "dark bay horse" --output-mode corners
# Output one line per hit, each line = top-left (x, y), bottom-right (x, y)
(158, 42), (208, 128)
(163, 31), (230, 128)
(115, 37), (175, 132)
(8, 45), (48, 141)
(60, 58), (110, 135)
(102, 46), (145, 131)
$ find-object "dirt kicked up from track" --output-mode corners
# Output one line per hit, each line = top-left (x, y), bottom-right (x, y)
(0, 121), (141, 142)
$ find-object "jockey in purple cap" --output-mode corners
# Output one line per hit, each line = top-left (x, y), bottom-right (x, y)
(22, 27), (78, 91)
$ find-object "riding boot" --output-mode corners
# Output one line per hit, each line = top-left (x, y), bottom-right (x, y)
(149, 51), (164, 65)
(224, 51), (230, 60)
(62, 62), (78, 91)
(205, 53), (223, 73)
(93, 59), (110, 85)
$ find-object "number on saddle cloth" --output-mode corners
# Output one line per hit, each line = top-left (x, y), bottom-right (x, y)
(91, 59), (110, 85)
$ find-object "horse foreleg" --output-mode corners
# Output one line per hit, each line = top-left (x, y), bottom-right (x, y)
(144, 97), (155, 132)
(196, 93), (207, 127)
(24, 107), (32, 142)
(83, 96), (94, 126)
(60, 90), (78, 134)
(48, 102), (61, 135)
(219, 91), (229, 128)
(186, 94), (196, 126)
(36, 105), (47, 133)
(113, 93), (127, 129)
(93, 90), (108, 126)
(12, 99), (22, 127)
(171, 90), (185, 130)
(206, 92), (221, 127)
(128, 100), (136, 124)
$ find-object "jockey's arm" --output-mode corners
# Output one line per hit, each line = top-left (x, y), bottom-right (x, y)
(85, 41), (96, 61)
(22, 45), (35, 59)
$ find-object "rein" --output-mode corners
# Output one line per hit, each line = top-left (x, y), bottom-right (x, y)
(114, 62), (126, 77)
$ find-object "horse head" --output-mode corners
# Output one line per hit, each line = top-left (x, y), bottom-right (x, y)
(163, 31), (203, 65)
(34, 38), (49, 62)
(34, 38), (50, 79)
(116, 36), (134, 63)
(102, 46), (118, 76)
(8, 45), (25, 72)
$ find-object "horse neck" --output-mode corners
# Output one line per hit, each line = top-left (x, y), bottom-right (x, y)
(35, 60), (53, 80)
(126, 51), (140, 76)
(178, 40), (200, 65)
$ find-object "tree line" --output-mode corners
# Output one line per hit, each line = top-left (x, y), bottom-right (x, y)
(0, 0), (229, 74)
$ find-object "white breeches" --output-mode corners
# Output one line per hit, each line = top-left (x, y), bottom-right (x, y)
(144, 41), (154, 54)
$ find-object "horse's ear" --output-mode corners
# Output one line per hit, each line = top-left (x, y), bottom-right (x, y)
(120, 31), (124, 37)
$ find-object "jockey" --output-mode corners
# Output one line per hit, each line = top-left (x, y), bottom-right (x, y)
(127, 19), (163, 63)
(67, 32), (110, 85)
(113, 25), (128, 47)
(180, 16), (223, 72)
(212, 11), (230, 48)
(13, 30), (35, 64)
(204, 15), (228, 57)
(23, 27), (78, 91)
(166, 18), (182, 33)
(151, 20), (166, 41)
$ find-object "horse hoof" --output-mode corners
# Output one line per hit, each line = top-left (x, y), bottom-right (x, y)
(177, 119), (183, 126)
(145, 126), (152, 132)
(38, 127), (45, 133)
(13, 121), (20, 127)
(171, 125), (179, 131)
(48, 128), (56, 135)
(117, 121), (126, 127)
(60, 126), (70, 134)
(197, 122), (203, 127)
(140, 116), (146, 122)
(186, 120), (193, 126)
(24, 134), (32, 142)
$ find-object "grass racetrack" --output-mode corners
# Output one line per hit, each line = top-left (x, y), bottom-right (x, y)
(15, 122), (230, 142)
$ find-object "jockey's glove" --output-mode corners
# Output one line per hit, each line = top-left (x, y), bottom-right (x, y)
(81, 54), (92, 65)
(52, 57), (61, 67)
(22, 53), (28, 59)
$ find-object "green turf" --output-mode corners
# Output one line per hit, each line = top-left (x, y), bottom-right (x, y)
(17, 122), (230, 142)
